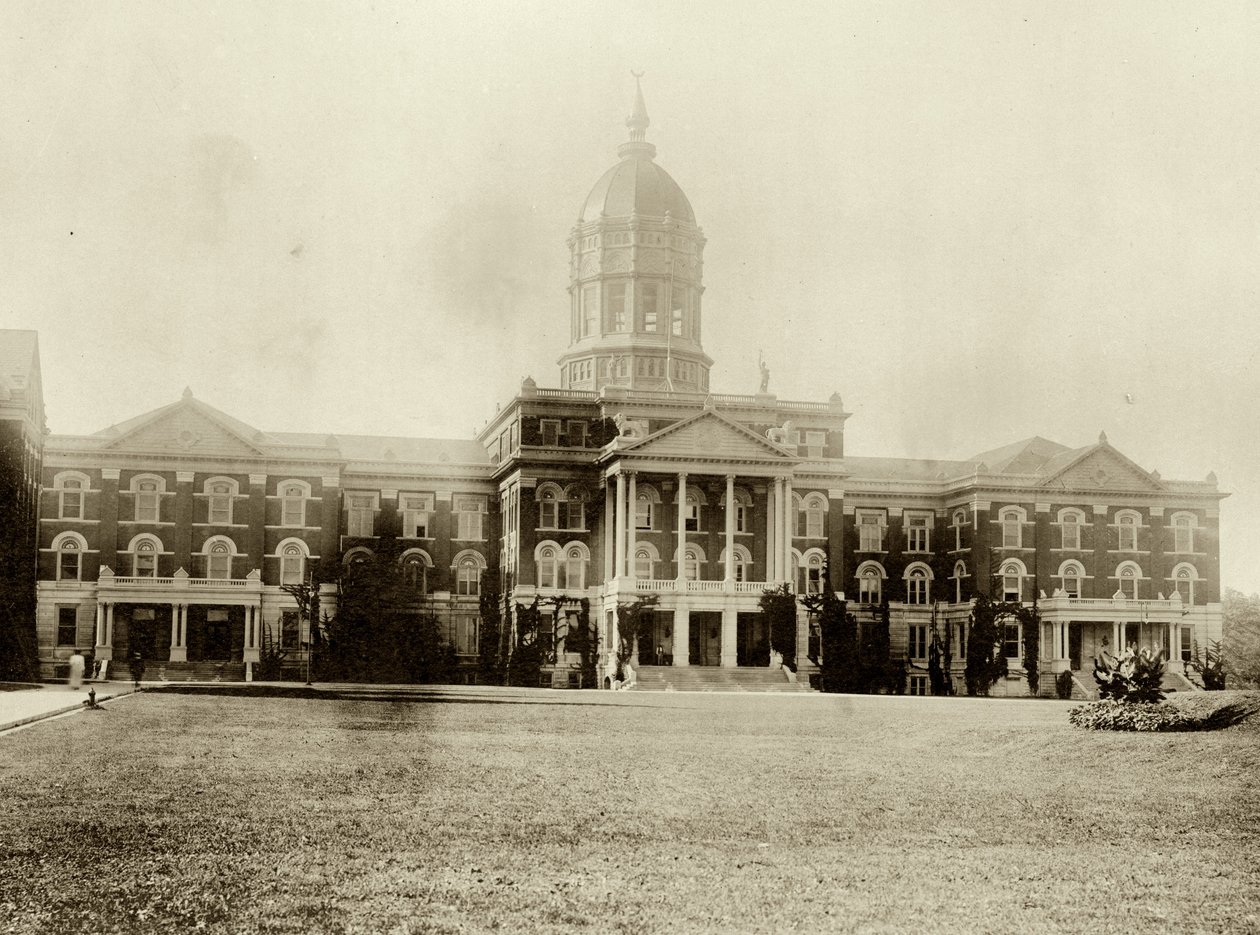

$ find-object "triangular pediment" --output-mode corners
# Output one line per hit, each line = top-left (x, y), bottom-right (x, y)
(619, 411), (795, 462)
(102, 398), (266, 457)
(1040, 445), (1164, 492)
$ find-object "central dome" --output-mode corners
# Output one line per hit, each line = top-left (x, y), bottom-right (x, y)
(579, 156), (695, 223)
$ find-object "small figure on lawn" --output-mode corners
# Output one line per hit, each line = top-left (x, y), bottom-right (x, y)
(67, 648), (86, 691)
(129, 652), (146, 690)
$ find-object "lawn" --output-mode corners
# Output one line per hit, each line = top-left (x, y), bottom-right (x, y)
(1, 687), (1258, 934)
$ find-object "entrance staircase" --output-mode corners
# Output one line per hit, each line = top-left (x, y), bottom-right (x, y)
(1067, 665), (1203, 701)
(630, 665), (815, 693)
(158, 661), (245, 682)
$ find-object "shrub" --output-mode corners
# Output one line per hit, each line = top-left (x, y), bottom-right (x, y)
(1068, 699), (1190, 732)
(1191, 640), (1227, 691)
(1093, 647), (1167, 704)
(1055, 669), (1074, 700)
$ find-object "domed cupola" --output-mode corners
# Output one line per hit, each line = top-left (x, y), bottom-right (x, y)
(558, 75), (711, 394)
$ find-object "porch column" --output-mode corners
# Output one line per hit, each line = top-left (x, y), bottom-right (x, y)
(766, 480), (777, 582)
(626, 472), (638, 581)
(244, 605), (261, 665)
(1113, 621), (1123, 654)
(1168, 620), (1178, 662)
(676, 472), (688, 582)
(105, 603), (115, 653)
(614, 472), (627, 580)
(170, 604), (187, 662)
(604, 480), (615, 582)
(94, 602), (106, 653)
(673, 608), (690, 666)
(772, 478), (785, 582)
(724, 475), (736, 584)
(720, 608), (738, 667)
(782, 477), (794, 589)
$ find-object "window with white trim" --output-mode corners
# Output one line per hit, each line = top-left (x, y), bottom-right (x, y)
(1116, 512), (1139, 551)
(1000, 508), (1023, 549)
(280, 483), (308, 528)
(804, 431), (827, 458)
(346, 493), (377, 537)
(133, 538), (159, 578)
(456, 554), (483, 596)
(682, 546), (703, 581)
(1117, 563), (1140, 600)
(402, 552), (430, 593)
(401, 494), (433, 538)
(684, 492), (702, 532)
(634, 547), (655, 579)
(857, 564), (883, 604)
(1172, 513), (1195, 553)
(1179, 625), (1193, 663)
(906, 514), (930, 553)
(952, 561), (966, 603)
(134, 480), (160, 523)
(1171, 565), (1196, 604)
(605, 281), (627, 334)
(57, 474), (87, 520)
(1060, 509), (1084, 550)
(800, 494), (826, 539)
(1002, 622), (1021, 658)
(57, 607), (78, 646)
(1001, 562), (1023, 602)
(57, 539), (82, 581)
(207, 480), (234, 525)
(453, 615), (479, 655)
(581, 284), (598, 338)
(635, 493), (655, 531)
(280, 610), (300, 649)
(280, 543), (305, 585)
(565, 546), (586, 590)
(857, 511), (884, 552)
(1060, 562), (1084, 599)
(206, 541), (232, 580)
(906, 566), (930, 605)
(952, 509), (967, 550)
(538, 545), (559, 589)
(540, 420), (561, 446)
(455, 498), (486, 540)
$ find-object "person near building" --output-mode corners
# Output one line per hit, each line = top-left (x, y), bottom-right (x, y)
(67, 649), (85, 690)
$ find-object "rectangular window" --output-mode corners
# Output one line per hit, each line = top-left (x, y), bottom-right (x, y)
(1003, 574), (1021, 603)
(207, 550), (231, 580)
(1061, 517), (1080, 550)
(57, 607), (77, 646)
(454, 615), (479, 656)
(281, 487), (305, 527)
(401, 494), (433, 538)
(1173, 522), (1193, 553)
(635, 499), (653, 530)
(636, 282), (659, 331)
(456, 498), (485, 540)
(540, 420), (560, 446)
(280, 610), (300, 649)
(735, 503), (747, 534)
(804, 431), (826, 458)
(346, 494), (376, 537)
(539, 498), (558, 529)
(566, 421), (587, 447)
(1002, 516), (1021, 548)
(957, 623), (967, 660)
(59, 548), (81, 581)
(671, 305), (683, 336)
(1003, 623), (1021, 658)
(135, 484), (159, 523)
(908, 624), (928, 660)
(858, 512), (884, 552)
(60, 485), (83, 520)
(605, 282), (627, 333)
(582, 285), (598, 337)
(907, 515), (930, 552)
(1180, 626), (1193, 663)
(907, 575), (928, 605)
(909, 675), (928, 696)
(685, 503), (700, 532)
(1118, 517), (1138, 551)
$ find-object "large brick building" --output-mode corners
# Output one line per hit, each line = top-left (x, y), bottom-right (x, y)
(17, 83), (1226, 691)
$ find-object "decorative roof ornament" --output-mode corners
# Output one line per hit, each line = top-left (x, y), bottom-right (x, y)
(1098, 430), (1108, 445)
(618, 71), (657, 161)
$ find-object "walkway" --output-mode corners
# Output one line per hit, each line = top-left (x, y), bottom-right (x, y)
(0, 682), (136, 733)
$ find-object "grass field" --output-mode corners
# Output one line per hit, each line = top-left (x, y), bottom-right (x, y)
(1, 687), (1258, 934)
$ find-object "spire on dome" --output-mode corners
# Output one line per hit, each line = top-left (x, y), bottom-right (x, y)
(618, 71), (657, 161)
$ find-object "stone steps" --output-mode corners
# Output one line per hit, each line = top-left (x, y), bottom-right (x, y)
(629, 665), (814, 693)
(158, 661), (246, 682)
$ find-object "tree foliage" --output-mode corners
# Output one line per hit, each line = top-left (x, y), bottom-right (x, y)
(1092, 647), (1167, 704)
(859, 597), (899, 694)
(759, 583), (798, 670)
(800, 567), (859, 693)
(477, 567), (506, 685)
(614, 595), (659, 681)
(1223, 588), (1260, 688)
(507, 597), (546, 687)
(964, 594), (1034, 696)
(927, 603), (953, 696)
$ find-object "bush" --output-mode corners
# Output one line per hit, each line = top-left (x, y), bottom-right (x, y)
(1055, 669), (1074, 700)
(1093, 647), (1167, 703)
(1068, 700), (1190, 732)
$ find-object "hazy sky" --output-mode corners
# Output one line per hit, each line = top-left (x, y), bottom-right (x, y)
(3, 2), (1258, 591)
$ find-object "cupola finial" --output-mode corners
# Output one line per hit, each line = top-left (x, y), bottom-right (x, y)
(618, 71), (656, 160)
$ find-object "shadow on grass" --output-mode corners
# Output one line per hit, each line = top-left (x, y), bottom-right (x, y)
(147, 683), (679, 709)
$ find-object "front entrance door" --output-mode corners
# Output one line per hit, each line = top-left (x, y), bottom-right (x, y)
(636, 612), (673, 666)
(204, 609), (232, 659)
(736, 612), (769, 667)
(1124, 622), (1140, 653)
(688, 612), (722, 666)
(1069, 624), (1082, 670)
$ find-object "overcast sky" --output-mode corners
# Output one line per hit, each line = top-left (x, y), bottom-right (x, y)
(3, 2), (1258, 592)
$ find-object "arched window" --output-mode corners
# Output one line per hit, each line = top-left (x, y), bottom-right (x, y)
(1058, 561), (1085, 599)
(537, 484), (563, 530)
(1116, 562), (1141, 600)
(1116, 511), (1140, 551)
(677, 544), (705, 581)
(797, 493), (827, 539)
(1058, 509), (1085, 551)
(1171, 563), (1197, 604)
(1000, 560), (1025, 603)
(278, 540), (308, 585)
(722, 544), (754, 584)
(132, 536), (160, 578)
(1171, 513), (1196, 554)
(454, 551), (485, 597)
(802, 549), (825, 594)
(952, 560), (967, 603)
(55, 472), (90, 520)
(952, 509), (967, 550)
(856, 561), (885, 604)
(400, 550), (432, 593)
(999, 508), (1025, 549)
(565, 544), (588, 590)
(537, 543), (560, 589)
(54, 534), (85, 581)
(279, 481), (310, 528)
(905, 563), (932, 605)
(343, 547), (373, 579)
(635, 484), (661, 531)
(205, 538), (234, 580)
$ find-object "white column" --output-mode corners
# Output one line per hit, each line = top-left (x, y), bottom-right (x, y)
(783, 477), (794, 589)
(772, 478), (785, 582)
(94, 603), (105, 651)
(765, 482), (777, 583)
(673, 608), (690, 666)
(170, 604), (188, 662)
(604, 480), (615, 582)
(104, 603), (115, 655)
(627, 472), (638, 580)
(720, 608), (738, 667)
(676, 473), (688, 582)
(724, 474), (736, 584)
(614, 472), (627, 580)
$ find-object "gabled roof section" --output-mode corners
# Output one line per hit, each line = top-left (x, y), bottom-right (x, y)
(614, 409), (795, 462)
(326, 434), (489, 465)
(1037, 435), (1166, 492)
(96, 390), (271, 457)
(968, 436), (1073, 475)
